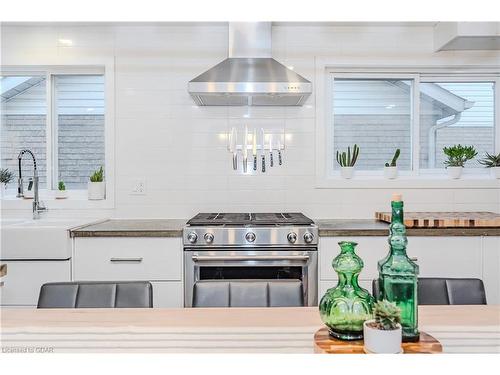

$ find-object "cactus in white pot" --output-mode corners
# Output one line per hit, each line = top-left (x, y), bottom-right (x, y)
(479, 152), (500, 179)
(384, 149), (400, 179)
(55, 181), (68, 199)
(88, 166), (105, 200)
(336, 144), (359, 179)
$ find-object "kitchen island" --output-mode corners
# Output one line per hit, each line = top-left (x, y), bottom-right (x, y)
(1, 306), (499, 353)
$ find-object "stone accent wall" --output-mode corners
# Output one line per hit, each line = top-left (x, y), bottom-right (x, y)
(1, 114), (104, 190)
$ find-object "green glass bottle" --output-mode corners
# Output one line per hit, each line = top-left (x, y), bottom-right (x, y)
(319, 241), (374, 340)
(377, 195), (420, 342)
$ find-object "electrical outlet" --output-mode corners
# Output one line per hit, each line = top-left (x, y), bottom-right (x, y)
(131, 178), (146, 195)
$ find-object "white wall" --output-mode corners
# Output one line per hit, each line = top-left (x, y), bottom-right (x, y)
(1, 23), (499, 219)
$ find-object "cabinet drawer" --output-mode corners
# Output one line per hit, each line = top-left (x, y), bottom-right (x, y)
(0, 260), (71, 306)
(73, 238), (182, 281)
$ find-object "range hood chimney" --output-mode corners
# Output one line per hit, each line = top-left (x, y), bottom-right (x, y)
(188, 22), (312, 106)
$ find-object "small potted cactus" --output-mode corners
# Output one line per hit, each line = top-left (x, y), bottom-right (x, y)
(88, 166), (105, 200)
(336, 144), (359, 179)
(384, 149), (400, 179)
(479, 152), (500, 179)
(363, 300), (402, 354)
(55, 181), (68, 199)
(0, 168), (14, 197)
(443, 144), (477, 179)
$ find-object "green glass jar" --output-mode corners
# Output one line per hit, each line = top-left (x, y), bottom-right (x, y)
(319, 241), (374, 340)
(376, 198), (420, 342)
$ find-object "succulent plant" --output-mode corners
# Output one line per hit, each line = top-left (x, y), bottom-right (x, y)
(336, 144), (359, 167)
(478, 152), (500, 168)
(0, 168), (14, 185)
(385, 149), (400, 167)
(58, 181), (66, 191)
(443, 144), (477, 168)
(372, 300), (401, 330)
(89, 166), (104, 182)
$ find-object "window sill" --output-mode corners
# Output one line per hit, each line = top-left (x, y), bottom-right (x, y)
(0, 190), (114, 210)
(315, 174), (500, 189)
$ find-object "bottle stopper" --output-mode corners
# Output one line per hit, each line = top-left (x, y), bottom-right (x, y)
(391, 193), (402, 202)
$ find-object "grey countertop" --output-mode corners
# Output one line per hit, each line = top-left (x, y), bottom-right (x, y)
(70, 219), (187, 237)
(70, 218), (500, 238)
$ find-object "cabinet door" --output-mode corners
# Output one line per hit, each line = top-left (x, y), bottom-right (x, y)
(0, 260), (71, 306)
(406, 237), (482, 278)
(482, 236), (500, 304)
(74, 237), (182, 281)
(151, 281), (184, 308)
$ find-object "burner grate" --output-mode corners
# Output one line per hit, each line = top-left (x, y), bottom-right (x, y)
(187, 212), (313, 226)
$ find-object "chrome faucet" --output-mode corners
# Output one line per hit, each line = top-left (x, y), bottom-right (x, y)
(17, 149), (47, 219)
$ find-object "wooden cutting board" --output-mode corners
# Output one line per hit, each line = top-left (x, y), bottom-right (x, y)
(375, 211), (500, 228)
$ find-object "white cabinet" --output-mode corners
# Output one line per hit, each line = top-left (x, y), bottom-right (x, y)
(0, 260), (71, 306)
(73, 237), (183, 308)
(318, 236), (499, 304)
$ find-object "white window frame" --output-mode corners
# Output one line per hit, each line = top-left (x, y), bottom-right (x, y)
(315, 63), (500, 189)
(1, 62), (115, 209)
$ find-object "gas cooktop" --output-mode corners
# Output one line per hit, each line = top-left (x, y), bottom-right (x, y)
(186, 212), (314, 226)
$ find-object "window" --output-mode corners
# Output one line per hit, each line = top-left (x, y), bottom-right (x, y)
(1, 75), (47, 185)
(419, 81), (495, 169)
(1, 70), (105, 192)
(55, 75), (105, 189)
(333, 78), (413, 171)
(327, 72), (499, 178)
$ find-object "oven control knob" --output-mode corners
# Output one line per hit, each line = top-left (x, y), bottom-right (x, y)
(204, 233), (214, 244)
(187, 232), (198, 243)
(287, 232), (298, 243)
(245, 232), (256, 243)
(304, 232), (314, 244)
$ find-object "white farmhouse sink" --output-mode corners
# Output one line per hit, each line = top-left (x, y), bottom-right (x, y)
(1, 217), (102, 260)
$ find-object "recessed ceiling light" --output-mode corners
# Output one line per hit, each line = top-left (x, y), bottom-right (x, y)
(58, 39), (73, 46)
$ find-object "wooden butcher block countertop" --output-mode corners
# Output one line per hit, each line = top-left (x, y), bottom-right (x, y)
(375, 211), (500, 228)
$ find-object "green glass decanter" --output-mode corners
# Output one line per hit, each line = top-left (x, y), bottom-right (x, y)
(319, 241), (374, 340)
(376, 194), (420, 342)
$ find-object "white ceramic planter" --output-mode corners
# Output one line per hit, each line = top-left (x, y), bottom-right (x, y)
(340, 167), (355, 179)
(384, 166), (398, 179)
(0, 184), (6, 198)
(363, 320), (402, 354)
(88, 181), (105, 200)
(447, 166), (463, 179)
(491, 167), (500, 179)
(55, 190), (68, 199)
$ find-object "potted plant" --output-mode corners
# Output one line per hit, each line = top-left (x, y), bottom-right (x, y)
(479, 152), (500, 179)
(443, 144), (477, 179)
(0, 168), (14, 197)
(88, 166), (105, 200)
(55, 181), (68, 199)
(336, 144), (359, 179)
(363, 300), (402, 354)
(384, 149), (400, 179)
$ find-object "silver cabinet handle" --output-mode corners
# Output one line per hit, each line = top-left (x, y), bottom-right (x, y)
(192, 255), (310, 262)
(410, 257), (418, 262)
(110, 257), (143, 263)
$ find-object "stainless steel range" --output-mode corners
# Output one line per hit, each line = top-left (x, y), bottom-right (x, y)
(183, 213), (318, 307)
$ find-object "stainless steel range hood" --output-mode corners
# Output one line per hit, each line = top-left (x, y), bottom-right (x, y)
(188, 23), (312, 106)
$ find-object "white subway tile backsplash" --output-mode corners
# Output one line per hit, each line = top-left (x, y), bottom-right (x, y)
(2, 23), (499, 219)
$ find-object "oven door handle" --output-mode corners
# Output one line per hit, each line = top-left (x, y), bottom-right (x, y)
(191, 255), (310, 262)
